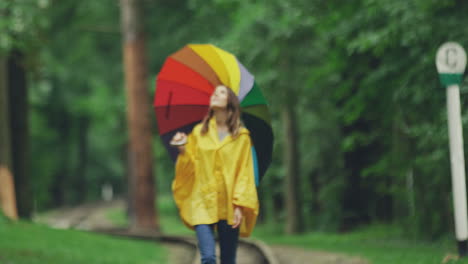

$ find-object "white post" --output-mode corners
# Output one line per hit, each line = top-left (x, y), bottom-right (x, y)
(437, 42), (468, 257)
(447, 84), (468, 242)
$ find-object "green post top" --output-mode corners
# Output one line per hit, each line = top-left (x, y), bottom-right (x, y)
(436, 42), (466, 86)
(439, 73), (464, 86)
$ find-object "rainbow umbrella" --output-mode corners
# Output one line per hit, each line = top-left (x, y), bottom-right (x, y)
(154, 44), (273, 183)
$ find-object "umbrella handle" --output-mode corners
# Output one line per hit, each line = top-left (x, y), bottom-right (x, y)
(165, 91), (173, 119)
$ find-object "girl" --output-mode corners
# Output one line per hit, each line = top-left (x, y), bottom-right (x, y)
(171, 85), (259, 264)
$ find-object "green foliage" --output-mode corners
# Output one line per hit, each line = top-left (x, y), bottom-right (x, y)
(26, 0), (127, 208)
(7, 0), (468, 240)
(316, 0), (468, 238)
(0, 0), (48, 55)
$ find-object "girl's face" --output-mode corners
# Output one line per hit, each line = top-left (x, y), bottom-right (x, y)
(210, 85), (229, 109)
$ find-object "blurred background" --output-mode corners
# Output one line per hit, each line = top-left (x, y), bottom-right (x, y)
(2, 0), (468, 263)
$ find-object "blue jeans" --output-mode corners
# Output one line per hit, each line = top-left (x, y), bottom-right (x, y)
(195, 220), (239, 264)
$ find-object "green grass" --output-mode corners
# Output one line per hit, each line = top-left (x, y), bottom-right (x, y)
(0, 219), (167, 264)
(252, 223), (467, 264)
(105, 207), (128, 227)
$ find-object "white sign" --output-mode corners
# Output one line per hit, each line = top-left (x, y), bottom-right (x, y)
(436, 42), (467, 74)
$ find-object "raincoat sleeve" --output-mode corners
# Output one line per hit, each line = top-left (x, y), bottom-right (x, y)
(232, 134), (259, 215)
(172, 131), (197, 209)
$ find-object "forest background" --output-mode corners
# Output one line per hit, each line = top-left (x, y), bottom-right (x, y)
(2, 0), (468, 242)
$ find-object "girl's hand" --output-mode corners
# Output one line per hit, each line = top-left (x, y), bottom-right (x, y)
(171, 132), (187, 152)
(232, 206), (243, 229)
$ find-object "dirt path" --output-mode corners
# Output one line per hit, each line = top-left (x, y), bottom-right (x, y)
(190, 242), (265, 264)
(272, 245), (369, 264)
(34, 199), (122, 230)
(166, 242), (195, 264)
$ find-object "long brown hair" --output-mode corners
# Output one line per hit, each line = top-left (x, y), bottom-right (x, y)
(201, 86), (242, 137)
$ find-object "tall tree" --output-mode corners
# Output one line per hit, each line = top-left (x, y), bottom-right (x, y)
(8, 51), (32, 219)
(120, 0), (158, 231)
(0, 56), (18, 220)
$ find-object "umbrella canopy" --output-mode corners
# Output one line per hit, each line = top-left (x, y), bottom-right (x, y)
(154, 44), (273, 183)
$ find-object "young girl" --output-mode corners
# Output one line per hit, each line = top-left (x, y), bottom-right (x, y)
(171, 85), (259, 264)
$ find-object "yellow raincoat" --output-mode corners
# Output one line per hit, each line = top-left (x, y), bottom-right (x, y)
(172, 118), (259, 237)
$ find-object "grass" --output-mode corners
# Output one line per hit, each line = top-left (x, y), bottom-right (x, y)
(0, 219), (167, 264)
(252, 223), (467, 264)
(21, 195), (465, 264)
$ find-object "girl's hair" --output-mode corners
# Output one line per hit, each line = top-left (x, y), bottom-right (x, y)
(201, 86), (242, 137)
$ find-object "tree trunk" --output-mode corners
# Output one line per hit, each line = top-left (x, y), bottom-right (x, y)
(283, 102), (303, 234)
(49, 84), (70, 207)
(8, 51), (32, 219)
(0, 56), (18, 220)
(119, 0), (158, 231)
(309, 170), (320, 224)
(76, 116), (89, 202)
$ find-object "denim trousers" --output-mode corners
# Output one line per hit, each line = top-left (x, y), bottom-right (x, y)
(195, 220), (240, 264)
